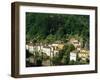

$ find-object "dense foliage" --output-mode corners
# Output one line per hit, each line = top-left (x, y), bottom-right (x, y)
(26, 12), (89, 47)
(26, 12), (90, 66)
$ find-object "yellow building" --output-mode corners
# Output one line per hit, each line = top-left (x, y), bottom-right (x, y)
(57, 44), (64, 50)
(78, 49), (89, 60)
(52, 43), (64, 50)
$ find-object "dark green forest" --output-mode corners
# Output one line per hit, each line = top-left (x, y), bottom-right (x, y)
(26, 12), (89, 48)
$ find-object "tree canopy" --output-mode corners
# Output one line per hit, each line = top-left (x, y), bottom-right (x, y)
(26, 12), (89, 48)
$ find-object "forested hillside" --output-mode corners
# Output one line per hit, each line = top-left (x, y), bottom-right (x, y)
(26, 12), (89, 48)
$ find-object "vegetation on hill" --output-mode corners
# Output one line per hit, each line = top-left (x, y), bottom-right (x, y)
(26, 12), (90, 67)
(26, 12), (89, 48)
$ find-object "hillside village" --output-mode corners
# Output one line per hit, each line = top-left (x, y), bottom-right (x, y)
(26, 38), (89, 67)
(26, 13), (89, 67)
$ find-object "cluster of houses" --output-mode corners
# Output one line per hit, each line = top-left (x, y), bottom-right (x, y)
(26, 41), (64, 57)
(69, 38), (89, 61)
(26, 38), (89, 63)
